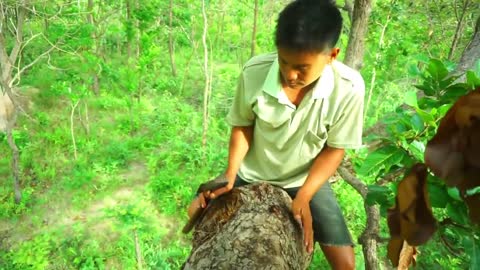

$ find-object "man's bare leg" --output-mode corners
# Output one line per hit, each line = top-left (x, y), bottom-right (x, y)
(320, 245), (355, 270)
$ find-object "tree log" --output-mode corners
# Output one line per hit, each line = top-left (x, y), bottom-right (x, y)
(183, 183), (312, 270)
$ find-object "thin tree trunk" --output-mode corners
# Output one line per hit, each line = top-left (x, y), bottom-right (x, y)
(168, 0), (177, 77)
(87, 0), (100, 95)
(78, 100), (90, 136)
(126, 0), (132, 61)
(364, 2), (393, 119)
(135, 0), (142, 103)
(134, 229), (143, 270)
(455, 15), (480, 76)
(70, 100), (80, 160)
(1, 2), (27, 204)
(250, 0), (259, 58)
(338, 164), (381, 270)
(201, 0), (210, 150)
(448, 0), (470, 60)
(343, 0), (372, 70)
(6, 110), (21, 204)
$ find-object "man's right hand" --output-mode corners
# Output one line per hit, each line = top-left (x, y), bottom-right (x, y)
(186, 173), (235, 220)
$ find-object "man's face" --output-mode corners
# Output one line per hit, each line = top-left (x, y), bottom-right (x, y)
(277, 47), (338, 90)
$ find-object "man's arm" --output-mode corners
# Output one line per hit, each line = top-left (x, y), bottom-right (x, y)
(298, 145), (345, 200)
(291, 145), (345, 253)
(209, 125), (254, 198)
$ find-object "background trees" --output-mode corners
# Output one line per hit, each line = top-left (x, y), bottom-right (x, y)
(0, 0), (479, 269)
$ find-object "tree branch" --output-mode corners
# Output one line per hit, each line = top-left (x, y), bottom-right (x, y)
(9, 45), (55, 87)
(337, 161), (368, 198)
(8, 2), (26, 67)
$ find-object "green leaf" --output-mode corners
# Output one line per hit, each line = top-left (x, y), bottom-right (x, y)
(415, 108), (436, 127)
(427, 182), (449, 208)
(357, 146), (407, 177)
(414, 84), (435, 96)
(447, 187), (463, 201)
(463, 237), (480, 270)
(404, 91), (418, 107)
(366, 185), (394, 206)
(409, 113), (425, 133)
(446, 202), (469, 224)
(466, 187), (480, 197)
(466, 71), (480, 89)
(427, 59), (449, 81)
(407, 64), (421, 76)
(408, 140), (425, 162)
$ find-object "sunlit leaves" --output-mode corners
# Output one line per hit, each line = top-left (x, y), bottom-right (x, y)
(357, 146), (407, 178)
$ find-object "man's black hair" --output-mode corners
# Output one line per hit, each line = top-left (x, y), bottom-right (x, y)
(275, 0), (343, 53)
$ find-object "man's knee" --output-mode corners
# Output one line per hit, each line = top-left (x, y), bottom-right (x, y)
(320, 245), (355, 270)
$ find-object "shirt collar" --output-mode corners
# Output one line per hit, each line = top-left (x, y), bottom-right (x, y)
(261, 57), (335, 100)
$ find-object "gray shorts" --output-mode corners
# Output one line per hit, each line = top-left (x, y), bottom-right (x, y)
(234, 176), (354, 246)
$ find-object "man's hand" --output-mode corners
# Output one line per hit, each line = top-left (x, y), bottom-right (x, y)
(184, 174), (235, 233)
(197, 173), (235, 208)
(292, 196), (314, 254)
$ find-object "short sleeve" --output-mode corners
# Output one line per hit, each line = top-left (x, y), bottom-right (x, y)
(226, 72), (255, 126)
(326, 80), (365, 149)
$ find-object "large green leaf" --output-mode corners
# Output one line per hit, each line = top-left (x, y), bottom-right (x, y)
(463, 237), (480, 270)
(357, 146), (407, 177)
(466, 187), (480, 197)
(410, 113), (425, 133)
(427, 182), (449, 208)
(404, 90), (418, 107)
(366, 185), (394, 206)
(446, 202), (469, 225)
(408, 140), (425, 162)
(466, 70), (480, 89)
(447, 187), (463, 201)
(427, 59), (449, 82)
(415, 108), (436, 127)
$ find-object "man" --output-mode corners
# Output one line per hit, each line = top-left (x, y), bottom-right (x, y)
(188, 0), (364, 269)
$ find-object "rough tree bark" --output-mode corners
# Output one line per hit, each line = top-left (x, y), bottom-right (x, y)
(448, 0), (470, 61)
(0, 2), (27, 204)
(455, 15), (480, 75)
(183, 183), (312, 269)
(343, 0), (372, 71)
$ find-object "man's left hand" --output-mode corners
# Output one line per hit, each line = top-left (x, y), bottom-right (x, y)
(291, 196), (314, 254)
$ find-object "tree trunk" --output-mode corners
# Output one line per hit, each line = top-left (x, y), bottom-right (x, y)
(87, 0), (100, 95)
(168, 0), (177, 77)
(201, 0), (210, 151)
(250, 0), (259, 58)
(455, 15), (480, 75)
(338, 164), (381, 270)
(343, 0), (372, 70)
(448, 0), (470, 61)
(5, 108), (21, 204)
(183, 183), (312, 269)
(126, 0), (132, 61)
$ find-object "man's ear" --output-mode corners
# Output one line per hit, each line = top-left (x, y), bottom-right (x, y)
(330, 48), (340, 61)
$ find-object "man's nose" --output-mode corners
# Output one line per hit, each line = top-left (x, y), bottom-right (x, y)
(286, 69), (298, 81)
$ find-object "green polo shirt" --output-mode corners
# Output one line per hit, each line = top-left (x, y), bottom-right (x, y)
(227, 53), (365, 188)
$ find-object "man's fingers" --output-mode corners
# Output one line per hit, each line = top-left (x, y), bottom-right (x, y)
(302, 209), (314, 254)
(198, 193), (207, 208)
(210, 185), (233, 199)
(294, 213), (303, 228)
